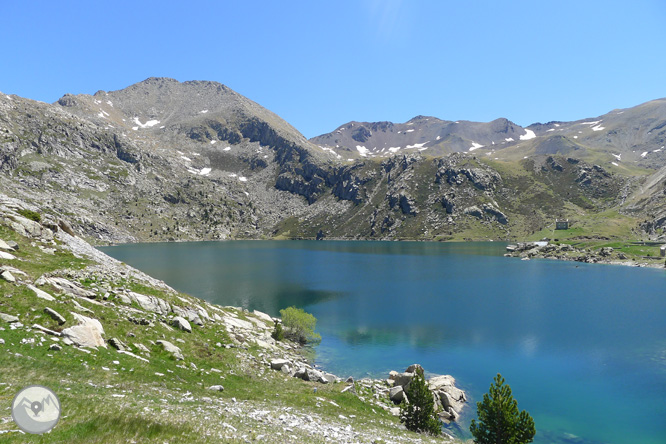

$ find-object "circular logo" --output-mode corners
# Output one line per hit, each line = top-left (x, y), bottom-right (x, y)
(11, 385), (61, 434)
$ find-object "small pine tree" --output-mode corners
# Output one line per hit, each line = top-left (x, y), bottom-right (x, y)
(400, 368), (441, 435)
(470, 373), (536, 444)
(271, 319), (284, 341)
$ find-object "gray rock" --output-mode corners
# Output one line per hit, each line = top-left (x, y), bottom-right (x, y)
(172, 316), (192, 333)
(320, 373), (337, 384)
(128, 291), (171, 315)
(207, 385), (225, 392)
(393, 372), (414, 388)
(32, 324), (61, 336)
(26, 284), (56, 301)
(0, 313), (20, 323)
(270, 359), (290, 371)
(389, 386), (405, 404)
(6, 241), (19, 251)
(0, 239), (12, 250)
(133, 343), (150, 354)
(61, 313), (106, 348)
(44, 307), (66, 325)
(156, 340), (184, 360)
(108, 337), (127, 351)
(49, 343), (62, 351)
(1, 270), (16, 283)
(405, 363), (423, 374)
(0, 251), (16, 260)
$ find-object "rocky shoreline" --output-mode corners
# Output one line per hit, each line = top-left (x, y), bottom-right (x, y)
(505, 241), (666, 269)
(1, 192), (466, 442)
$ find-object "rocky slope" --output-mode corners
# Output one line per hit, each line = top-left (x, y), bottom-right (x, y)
(1, 78), (665, 244)
(0, 192), (465, 442)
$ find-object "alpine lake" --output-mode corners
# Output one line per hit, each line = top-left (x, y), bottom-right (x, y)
(100, 240), (666, 444)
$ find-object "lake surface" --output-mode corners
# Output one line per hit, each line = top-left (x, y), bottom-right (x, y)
(100, 240), (666, 444)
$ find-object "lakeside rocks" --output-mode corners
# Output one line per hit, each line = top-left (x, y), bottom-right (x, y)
(505, 241), (666, 268)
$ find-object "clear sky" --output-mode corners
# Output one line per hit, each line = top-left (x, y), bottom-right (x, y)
(2, 0), (665, 138)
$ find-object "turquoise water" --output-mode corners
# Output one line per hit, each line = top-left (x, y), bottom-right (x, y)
(100, 240), (666, 444)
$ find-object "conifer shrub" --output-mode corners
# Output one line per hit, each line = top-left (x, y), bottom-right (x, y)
(271, 319), (284, 341)
(400, 368), (441, 435)
(470, 373), (536, 444)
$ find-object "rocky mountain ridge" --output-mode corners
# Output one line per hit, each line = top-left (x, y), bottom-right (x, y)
(1, 78), (666, 244)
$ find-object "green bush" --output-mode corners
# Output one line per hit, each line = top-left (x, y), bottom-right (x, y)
(271, 319), (284, 341)
(470, 373), (535, 444)
(17, 208), (41, 222)
(279, 306), (321, 344)
(400, 368), (441, 435)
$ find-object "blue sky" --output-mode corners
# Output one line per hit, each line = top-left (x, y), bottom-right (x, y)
(2, 0), (665, 138)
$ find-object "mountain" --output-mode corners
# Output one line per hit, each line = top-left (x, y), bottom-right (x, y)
(1, 78), (666, 244)
(311, 99), (666, 172)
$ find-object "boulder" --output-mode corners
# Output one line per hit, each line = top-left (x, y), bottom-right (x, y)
(44, 307), (66, 325)
(389, 386), (406, 404)
(0, 251), (16, 260)
(0, 313), (20, 323)
(207, 385), (224, 392)
(128, 292), (171, 315)
(270, 359), (290, 371)
(6, 241), (19, 251)
(252, 310), (274, 324)
(428, 374), (455, 391)
(108, 337), (127, 351)
(405, 363), (424, 374)
(62, 314), (106, 348)
(172, 316), (192, 333)
(320, 373), (337, 384)
(156, 340), (184, 360)
(49, 343), (62, 351)
(27, 284), (56, 301)
(393, 372), (415, 388)
(0, 239), (13, 250)
(1, 270), (16, 283)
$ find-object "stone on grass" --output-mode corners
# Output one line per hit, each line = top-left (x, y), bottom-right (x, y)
(108, 337), (127, 351)
(49, 343), (62, 351)
(44, 307), (66, 325)
(270, 359), (290, 371)
(0, 313), (20, 323)
(172, 316), (192, 333)
(389, 385), (405, 404)
(0, 239), (12, 251)
(27, 284), (55, 301)
(207, 385), (225, 392)
(0, 251), (16, 260)
(61, 313), (106, 348)
(1, 270), (16, 283)
(156, 340), (184, 360)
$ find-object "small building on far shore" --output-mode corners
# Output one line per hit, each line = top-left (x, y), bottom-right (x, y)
(555, 219), (570, 230)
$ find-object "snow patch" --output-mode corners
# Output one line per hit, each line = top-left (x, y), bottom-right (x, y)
(406, 142), (428, 149)
(611, 153), (621, 161)
(181, 156), (192, 162)
(133, 117), (160, 129)
(211, 140), (217, 144)
(468, 142), (484, 151)
(418, 147), (428, 151)
(641, 151), (648, 158)
(405, 129), (415, 133)
(199, 167), (211, 176)
(580, 120), (601, 126)
(200, 110), (209, 114)
(611, 162), (618, 166)
(592, 125), (605, 132)
(388, 147), (401, 153)
(356, 145), (369, 157)
(573, 136), (578, 139)
(519, 129), (536, 140)
(505, 138), (514, 142)
(132, 127), (138, 131)
(228, 173), (237, 178)
(238, 176), (247, 182)
(546, 129), (555, 132)
(223, 147), (231, 151)
(436, 135), (441, 140)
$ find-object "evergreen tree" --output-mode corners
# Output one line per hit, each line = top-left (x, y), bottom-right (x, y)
(470, 373), (536, 444)
(400, 368), (441, 435)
